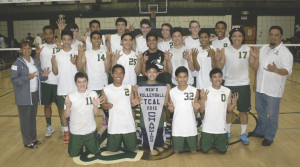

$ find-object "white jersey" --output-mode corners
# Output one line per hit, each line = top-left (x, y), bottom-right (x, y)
(69, 90), (97, 135)
(170, 46), (194, 85)
(158, 39), (173, 52)
(71, 40), (83, 53)
(55, 49), (77, 95)
(212, 37), (231, 79)
(85, 35), (106, 51)
(224, 45), (251, 86)
(85, 48), (108, 90)
(110, 34), (123, 52)
(202, 86), (230, 134)
(135, 35), (148, 53)
(195, 46), (214, 89)
(24, 57), (38, 92)
(170, 85), (197, 137)
(104, 84), (136, 134)
(117, 50), (137, 85)
(39, 43), (58, 85)
(184, 36), (200, 49)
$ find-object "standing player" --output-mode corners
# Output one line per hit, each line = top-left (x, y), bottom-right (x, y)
(64, 72), (104, 157)
(51, 30), (78, 144)
(65, 23), (84, 52)
(35, 25), (60, 136)
(158, 23), (173, 52)
(101, 64), (141, 152)
(214, 28), (259, 144)
(135, 19), (152, 53)
(165, 27), (194, 87)
(168, 66), (201, 153)
(84, 20), (106, 51)
(106, 17), (128, 53)
(200, 68), (238, 153)
(184, 20), (201, 49)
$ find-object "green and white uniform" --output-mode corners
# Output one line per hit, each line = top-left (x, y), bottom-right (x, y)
(110, 34), (122, 53)
(117, 50), (137, 85)
(158, 39), (173, 52)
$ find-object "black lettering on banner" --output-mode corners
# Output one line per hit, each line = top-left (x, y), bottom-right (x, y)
(148, 112), (156, 122)
(221, 94), (226, 102)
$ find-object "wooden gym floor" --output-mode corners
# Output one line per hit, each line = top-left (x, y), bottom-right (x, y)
(0, 64), (299, 167)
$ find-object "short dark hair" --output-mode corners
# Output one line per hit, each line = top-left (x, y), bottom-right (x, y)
(215, 21), (227, 29)
(209, 68), (223, 78)
(146, 31), (158, 41)
(175, 66), (188, 76)
(198, 29), (210, 37)
(161, 23), (173, 30)
(61, 30), (73, 39)
(90, 31), (102, 39)
(229, 28), (245, 44)
(146, 63), (159, 73)
(189, 20), (200, 28)
(74, 71), (88, 82)
(89, 20), (100, 28)
(112, 64), (125, 74)
(121, 32), (134, 40)
(65, 23), (79, 31)
(20, 40), (32, 48)
(115, 17), (127, 26)
(171, 27), (183, 37)
(140, 19), (151, 27)
(269, 26), (283, 35)
(43, 25), (55, 32)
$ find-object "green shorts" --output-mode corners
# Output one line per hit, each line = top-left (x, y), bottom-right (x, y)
(107, 132), (137, 152)
(41, 83), (58, 105)
(226, 85), (251, 112)
(57, 95), (65, 110)
(172, 135), (197, 152)
(200, 132), (228, 153)
(68, 130), (100, 157)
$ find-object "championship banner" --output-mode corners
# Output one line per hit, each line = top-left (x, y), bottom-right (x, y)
(138, 84), (167, 152)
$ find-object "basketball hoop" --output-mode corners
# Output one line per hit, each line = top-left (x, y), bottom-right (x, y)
(150, 9), (157, 18)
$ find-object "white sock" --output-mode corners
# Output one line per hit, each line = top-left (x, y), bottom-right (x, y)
(241, 124), (247, 135)
(164, 122), (167, 127)
(226, 123), (232, 133)
(63, 126), (68, 132)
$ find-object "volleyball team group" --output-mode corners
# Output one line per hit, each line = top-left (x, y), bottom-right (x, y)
(11, 17), (293, 157)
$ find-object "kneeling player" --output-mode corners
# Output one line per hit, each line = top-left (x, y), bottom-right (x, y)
(200, 68), (238, 153)
(168, 66), (201, 153)
(64, 72), (104, 157)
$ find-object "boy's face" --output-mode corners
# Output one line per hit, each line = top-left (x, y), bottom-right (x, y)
(231, 31), (244, 46)
(175, 72), (188, 87)
(141, 23), (151, 36)
(210, 73), (223, 87)
(43, 29), (54, 44)
(116, 21), (126, 34)
(215, 23), (226, 38)
(145, 68), (158, 81)
(189, 22), (200, 35)
(161, 25), (171, 39)
(62, 35), (72, 48)
(147, 36), (158, 50)
(172, 31), (183, 46)
(112, 67), (125, 84)
(70, 28), (78, 41)
(199, 33), (210, 47)
(121, 35), (133, 49)
(76, 77), (88, 92)
(90, 23), (101, 32)
(90, 34), (102, 48)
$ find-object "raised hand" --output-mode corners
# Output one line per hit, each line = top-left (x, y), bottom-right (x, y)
(93, 95), (104, 107)
(207, 47), (215, 58)
(132, 96), (142, 107)
(113, 50), (122, 60)
(184, 49), (192, 61)
(250, 46), (259, 59)
(164, 50), (173, 61)
(35, 46), (44, 55)
(191, 48), (199, 59)
(192, 100), (201, 111)
(28, 71), (38, 79)
(136, 51), (143, 61)
(63, 95), (72, 109)
(231, 92), (239, 106)
(54, 38), (62, 49)
(128, 23), (135, 32)
(78, 44), (85, 54)
(106, 49), (113, 58)
(264, 62), (277, 73)
(70, 55), (77, 65)
(56, 18), (66, 31)
(200, 89), (209, 103)
(41, 67), (51, 77)
(215, 48), (222, 61)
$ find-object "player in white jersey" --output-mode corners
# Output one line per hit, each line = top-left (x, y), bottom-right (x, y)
(158, 23), (174, 52)
(184, 20), (201, 49)
(112, 33), (142, 85)
(101, 64), (141, 152)
(168, 66), (201, 153)
(64, 23), (84, 51)
(199, 68), (238, 153)
(212, 21), (231, 83)
(215, 28), (259, 145)
(51, 30), (78, 144)
(106, 17), (129, 53)
(34, 25), (60, 137)
(165, 27), (195, 87)
(135, 19), (152, 53)
(64, 72), (104, 157)
(84, 20), (106, 51)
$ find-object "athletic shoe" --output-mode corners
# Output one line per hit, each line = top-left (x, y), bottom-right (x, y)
(228, 132), (231, 139)
(248, 131), (264, 138)
(164, 127), (171, 138)
(240, 133), (250, 145)
(262, 138), (273, 146)
(64, 131), (70, 144)
(45, 125), (54, 137)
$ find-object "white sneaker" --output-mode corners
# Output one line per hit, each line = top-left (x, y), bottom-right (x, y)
(45, 125), (54, 136)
